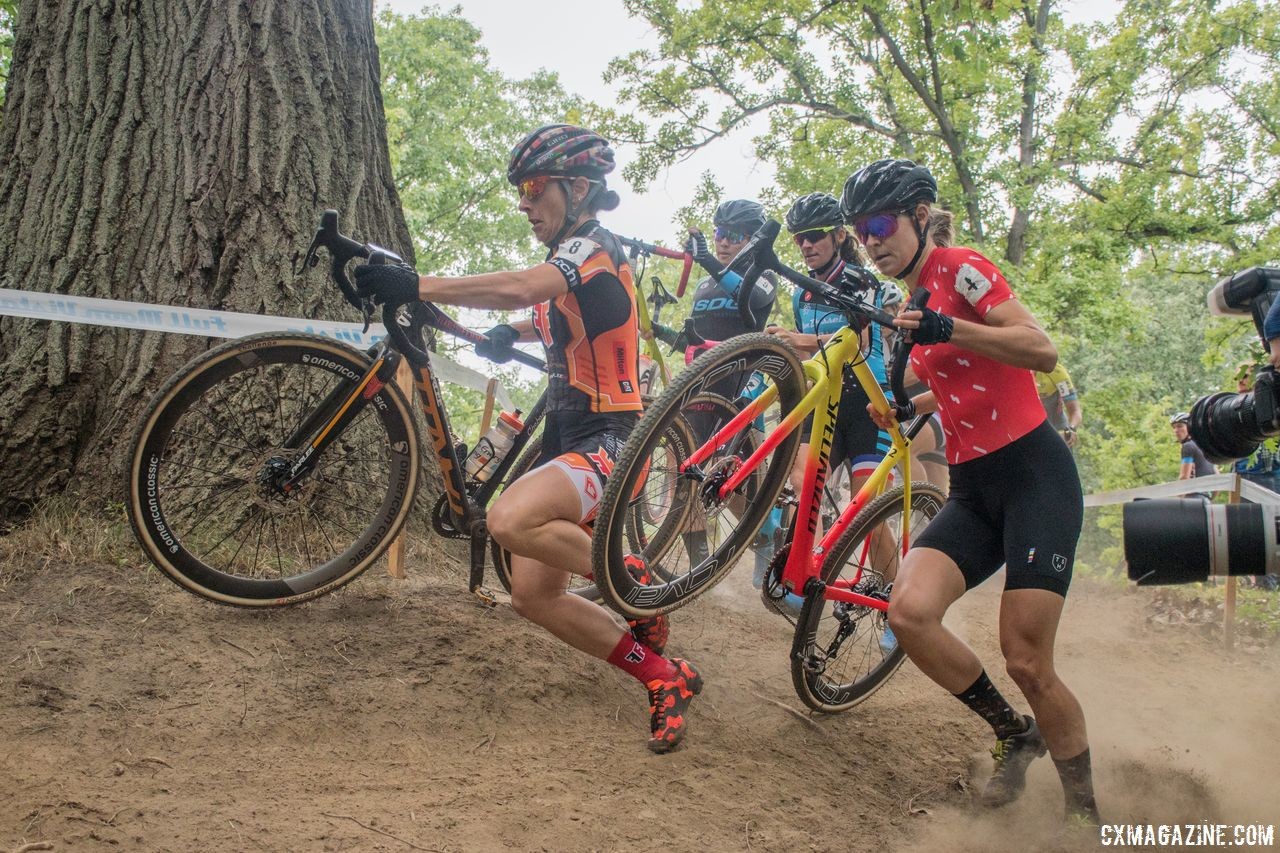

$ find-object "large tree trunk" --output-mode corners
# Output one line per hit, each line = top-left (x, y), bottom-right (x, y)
(0, 0), (416, 519)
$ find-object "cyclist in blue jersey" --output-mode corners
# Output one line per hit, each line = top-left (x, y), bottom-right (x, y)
(768, 192), (895, 515)
(761, 193), (900, 624)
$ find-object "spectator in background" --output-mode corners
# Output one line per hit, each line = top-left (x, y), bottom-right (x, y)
(1229, 361), (1280, 493)
(1036, 363), (1082, 451)
(1170, 412), (1215, 501)
(1265, 295), (1280, 370)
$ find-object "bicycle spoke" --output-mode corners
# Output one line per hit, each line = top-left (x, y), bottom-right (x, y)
(130, 336), (418, 604)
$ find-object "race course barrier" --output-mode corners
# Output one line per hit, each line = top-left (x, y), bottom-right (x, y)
(1085, 473), (1280, 507)
(1086, 472), (1279, 650)
(0, 288), (514, 409)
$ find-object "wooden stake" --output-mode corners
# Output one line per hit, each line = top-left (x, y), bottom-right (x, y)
(1225, 475), (1240, 651)
(386, 360), (416, 580)
(479, 377), (499, 436)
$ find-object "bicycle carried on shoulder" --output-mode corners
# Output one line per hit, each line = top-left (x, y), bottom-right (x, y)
(125, 211), (683, 607)
(591, 221), (946, 711)
(617, 235), (691, 398)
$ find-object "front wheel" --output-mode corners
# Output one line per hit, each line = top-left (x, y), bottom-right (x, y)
(790, 483), (947, 712)
(592, 333), (808, 618)
(127, 333), (421, 607)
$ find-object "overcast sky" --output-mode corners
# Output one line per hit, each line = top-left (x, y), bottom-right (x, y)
(382, 0), (1122, 243)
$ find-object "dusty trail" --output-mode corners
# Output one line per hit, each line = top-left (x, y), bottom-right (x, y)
(1, 544), (1276, 852)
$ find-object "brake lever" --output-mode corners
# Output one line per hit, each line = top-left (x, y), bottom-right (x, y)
(364, 250), (391, 334)
(295, 228), (324, 276)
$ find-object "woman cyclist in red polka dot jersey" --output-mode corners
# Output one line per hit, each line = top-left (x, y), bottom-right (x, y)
(846, 159), (1099, 824)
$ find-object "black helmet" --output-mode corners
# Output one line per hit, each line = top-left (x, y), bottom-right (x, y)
(785, 192), (844, 233)
(713, 199), (766, 235)
(507, 124), (615, 185)
(840, 158), (938, 222)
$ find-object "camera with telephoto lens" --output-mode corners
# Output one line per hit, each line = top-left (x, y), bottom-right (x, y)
(1123, 267), (1280, 586)
(1189, 267), (1280, 464)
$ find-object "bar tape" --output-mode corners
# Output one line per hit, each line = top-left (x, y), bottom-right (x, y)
(0, 287), (514, 410)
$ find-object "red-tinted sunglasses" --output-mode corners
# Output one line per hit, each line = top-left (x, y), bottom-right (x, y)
(792, 228), (834, 247)
(852, 212), (908, 244)
(516, 175), (567, 201)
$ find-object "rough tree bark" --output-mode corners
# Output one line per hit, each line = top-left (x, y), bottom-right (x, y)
(0, 0), (417, 519)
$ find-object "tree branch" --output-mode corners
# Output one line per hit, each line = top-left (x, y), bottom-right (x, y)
(862, 3), (985, 242)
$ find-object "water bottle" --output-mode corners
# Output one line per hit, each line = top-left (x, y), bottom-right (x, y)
(464, 410), (524, 484)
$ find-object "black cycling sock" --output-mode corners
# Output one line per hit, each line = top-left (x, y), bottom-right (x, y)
(1054, 748), (1100, 822)
(953, 671), (1027, 739)
(682, 530), (710, 566)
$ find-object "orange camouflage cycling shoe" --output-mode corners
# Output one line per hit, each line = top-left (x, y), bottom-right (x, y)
(624, 555), (669, 656)
(646, 658), (703, 754)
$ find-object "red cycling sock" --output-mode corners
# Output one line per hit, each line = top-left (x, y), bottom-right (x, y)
(607, 633), (677, 684)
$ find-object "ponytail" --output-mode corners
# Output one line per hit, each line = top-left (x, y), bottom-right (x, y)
(836, 228), (865, 265)
(588, 180), (621, 214)
(926, 206), (954, 248)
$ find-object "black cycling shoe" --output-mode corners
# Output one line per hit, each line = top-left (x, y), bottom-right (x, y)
(981, 715), (1048, 807)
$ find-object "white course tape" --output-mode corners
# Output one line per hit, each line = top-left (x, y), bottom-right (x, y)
(0, 288), (514, 410)
(1084, 473), (1280, 506)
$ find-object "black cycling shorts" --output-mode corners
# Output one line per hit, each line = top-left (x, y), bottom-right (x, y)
(912, 420), (1083, 597)
(802, 380), (890, 474)
(533, 411), (638, 523)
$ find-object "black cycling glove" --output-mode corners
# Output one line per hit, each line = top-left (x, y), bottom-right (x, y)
(684, 230), (726, 277)
(353, 263), (420, 307)
(908, 307), (955, 345)
(892, 398), (917, 422)
(475, 324), (520, 363)
(651, 322), (684, 349)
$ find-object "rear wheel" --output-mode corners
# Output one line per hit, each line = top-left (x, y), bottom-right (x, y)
(790, 484), (946, 712)
(127, 333), (420, 607)
(592, 334), (807, 618)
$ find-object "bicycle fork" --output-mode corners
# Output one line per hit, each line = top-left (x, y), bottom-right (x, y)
(268, 345), (405, 493)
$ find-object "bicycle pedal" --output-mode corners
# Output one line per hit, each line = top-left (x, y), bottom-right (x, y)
(471, 586), (510, 608)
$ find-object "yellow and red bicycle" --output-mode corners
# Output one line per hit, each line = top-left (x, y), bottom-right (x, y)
(591, 221), (946, 711)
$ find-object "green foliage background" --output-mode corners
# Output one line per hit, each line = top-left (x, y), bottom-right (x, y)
(2, 1), (1276, 567)
(0, 0), (16, 113)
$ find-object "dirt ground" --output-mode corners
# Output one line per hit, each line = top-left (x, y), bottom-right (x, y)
(2, 527), (1278, 852)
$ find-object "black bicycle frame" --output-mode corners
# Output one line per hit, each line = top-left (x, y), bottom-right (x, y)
(297, 209), (550, 597)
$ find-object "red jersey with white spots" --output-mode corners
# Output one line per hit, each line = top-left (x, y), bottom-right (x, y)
(907, 247), (1046, 464)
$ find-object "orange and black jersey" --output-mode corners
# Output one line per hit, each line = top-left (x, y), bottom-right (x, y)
(533, 220), (643, 414)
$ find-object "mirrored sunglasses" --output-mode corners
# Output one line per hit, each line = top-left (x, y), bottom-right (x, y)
(516, 175), (567, 201)
(852, 212), (905, 244)
(713, 227), (749, 242)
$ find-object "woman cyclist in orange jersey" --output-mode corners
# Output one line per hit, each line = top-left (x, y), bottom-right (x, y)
(352, 125), (701, 754)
